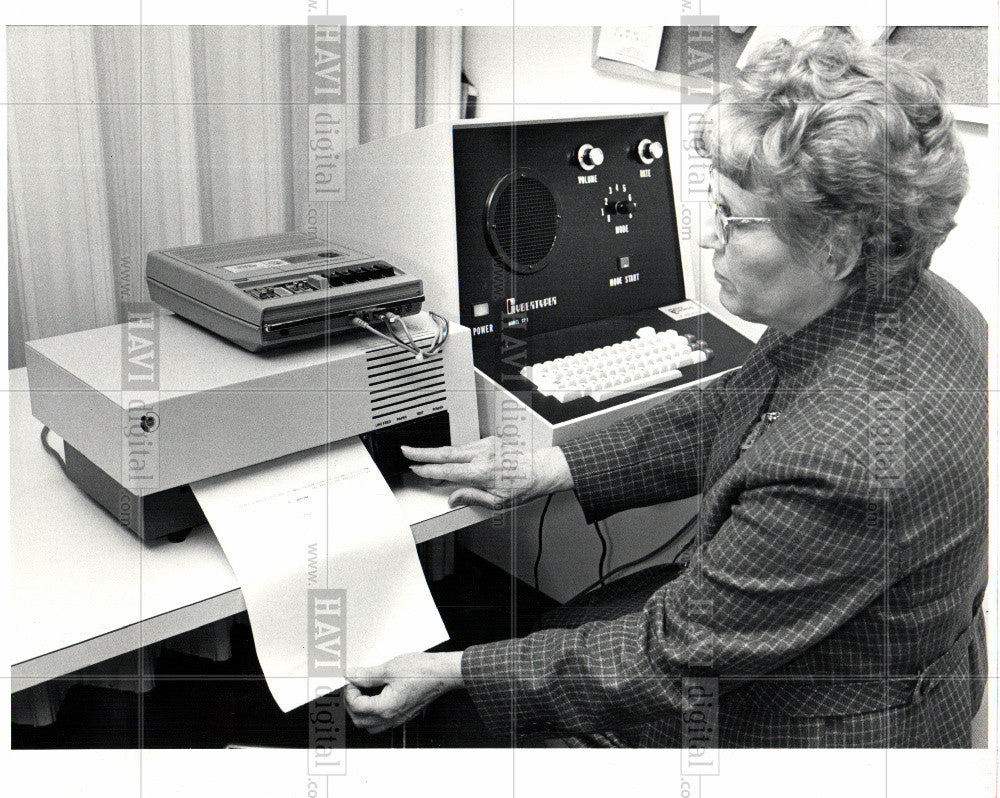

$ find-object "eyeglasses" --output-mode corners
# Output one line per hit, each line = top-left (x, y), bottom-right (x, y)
(709, 172), (773, 245)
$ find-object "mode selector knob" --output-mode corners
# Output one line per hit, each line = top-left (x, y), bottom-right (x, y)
(615, 200), (635, 215)
(577, 144), (604, 171)
(637, 138), (664, 165)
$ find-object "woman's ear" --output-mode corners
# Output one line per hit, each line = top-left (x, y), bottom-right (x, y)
(818, 226), (862, 283)
(830, 238), (862, 282)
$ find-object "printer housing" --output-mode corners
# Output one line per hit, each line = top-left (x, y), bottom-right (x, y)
(25, 311), (479, 540)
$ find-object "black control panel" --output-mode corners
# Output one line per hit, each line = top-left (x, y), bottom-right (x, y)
(452, 115), (686, 375)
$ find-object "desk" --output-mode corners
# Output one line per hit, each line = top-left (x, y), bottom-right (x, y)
(8, 368), (489, 693)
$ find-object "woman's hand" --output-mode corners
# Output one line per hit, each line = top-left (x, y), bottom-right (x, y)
(344, 651), (464, 735)
(401, 436), (573, 509)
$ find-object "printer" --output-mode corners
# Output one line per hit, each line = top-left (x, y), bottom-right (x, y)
(24, 234), (479, 541)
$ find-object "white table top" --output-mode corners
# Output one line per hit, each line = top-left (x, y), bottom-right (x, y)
(8, 368), (487, 691)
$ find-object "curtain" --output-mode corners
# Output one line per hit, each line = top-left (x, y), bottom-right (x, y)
(7, 25), (463, 368)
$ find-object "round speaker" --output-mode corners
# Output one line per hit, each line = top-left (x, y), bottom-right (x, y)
(484, 170), (561, 274)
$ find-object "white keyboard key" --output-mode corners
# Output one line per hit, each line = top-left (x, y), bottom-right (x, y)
(551, 388), (583, 402)
(635, 326), (656, 339)
(590, 369), (683, 402)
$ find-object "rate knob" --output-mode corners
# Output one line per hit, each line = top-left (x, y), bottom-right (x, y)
(637, 138), (664, 165)
(577, 144), (604, 171)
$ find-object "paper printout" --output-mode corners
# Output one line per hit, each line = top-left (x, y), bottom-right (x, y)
(191, 438), (448, 712)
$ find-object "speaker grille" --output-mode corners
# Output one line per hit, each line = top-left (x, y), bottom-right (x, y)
(486, 172), (560, 274)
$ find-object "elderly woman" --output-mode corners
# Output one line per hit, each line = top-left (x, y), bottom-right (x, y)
(344, 32), (987, 747)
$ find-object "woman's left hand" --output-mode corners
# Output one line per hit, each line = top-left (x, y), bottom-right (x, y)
(402, 437), (573, 510)
(344, 651), (464, 735)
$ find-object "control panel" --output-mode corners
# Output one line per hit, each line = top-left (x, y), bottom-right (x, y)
(244, 262), (398, 300)
(452, 115), (685, 369)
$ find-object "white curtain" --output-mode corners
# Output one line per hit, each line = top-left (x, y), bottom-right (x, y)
(7, 25), (463, 368)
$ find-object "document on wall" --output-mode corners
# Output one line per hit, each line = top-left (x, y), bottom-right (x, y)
(191, 438), (448, 713)
(595, 27), (663, 72)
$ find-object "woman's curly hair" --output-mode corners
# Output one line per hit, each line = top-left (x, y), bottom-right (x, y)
(693, 30), (968, 290)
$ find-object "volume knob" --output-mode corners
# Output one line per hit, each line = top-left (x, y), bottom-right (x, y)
(577, 144), (604, 171)
(637, 138), (664, 165)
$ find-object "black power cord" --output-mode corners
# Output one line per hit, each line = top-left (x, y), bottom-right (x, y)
(533, 494), (700, 602)
(570, 511), (700, 602)
(593, 520), (609, 588)
(40, 426), (68, 474)
(534, 497), (612, 592)
(533, 494), (554, 591)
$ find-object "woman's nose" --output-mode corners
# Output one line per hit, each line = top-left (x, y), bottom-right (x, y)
(699, 208), (723, 251)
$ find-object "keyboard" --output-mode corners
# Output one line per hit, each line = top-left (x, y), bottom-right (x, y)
(520, 327), (714, 403)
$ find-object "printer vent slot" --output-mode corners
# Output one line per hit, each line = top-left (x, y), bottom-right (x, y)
(366, 348), (446, 421)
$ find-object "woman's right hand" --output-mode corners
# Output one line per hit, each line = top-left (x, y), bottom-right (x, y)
(401, 436), (573, 510)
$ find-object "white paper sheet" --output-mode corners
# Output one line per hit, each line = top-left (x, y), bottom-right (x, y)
(191, 437), (448, 712)
(596, 26), (663, 71)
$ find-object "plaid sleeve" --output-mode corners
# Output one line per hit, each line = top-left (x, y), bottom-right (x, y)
(560, 378), (731, 524)
(462, 443), (889, 737)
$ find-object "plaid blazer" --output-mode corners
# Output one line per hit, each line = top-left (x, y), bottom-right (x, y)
(462, 271), (988, 747)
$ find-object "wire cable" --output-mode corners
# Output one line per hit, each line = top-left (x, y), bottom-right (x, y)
(426, 312), (449, 354)
(351, 311), (450, 360)
(385, 311), (418, 350)
(533, 494), (554, 591)
(40, 426), (68, 475)
(350, 316), (424, 358)
(670, 508), (704, 564)
(569, 511), (700, 602)
(671, 534), (696, 564)
(593, 520), (609, 588)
